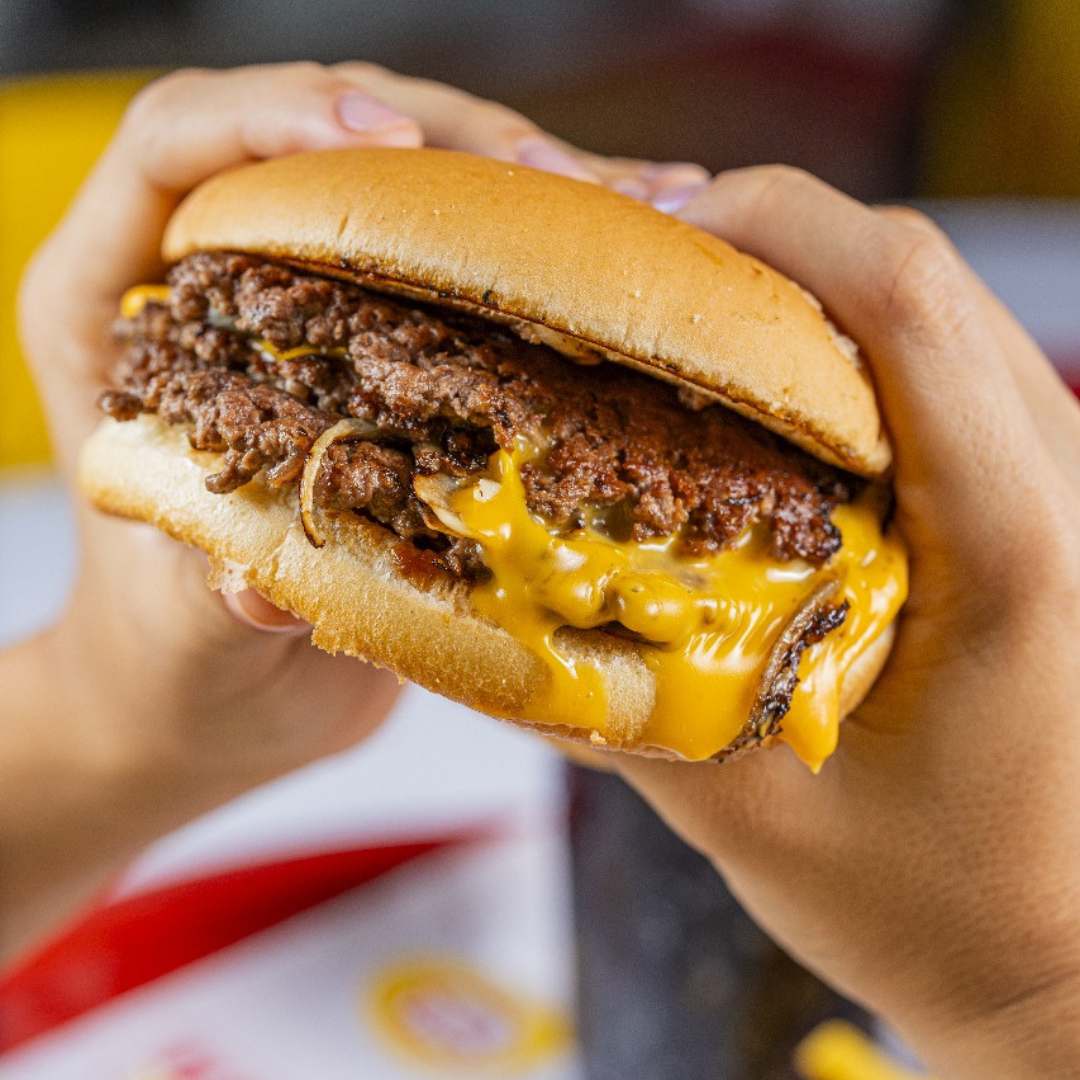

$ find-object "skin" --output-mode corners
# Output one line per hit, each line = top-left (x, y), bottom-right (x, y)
(4, 60), (1079, 1079)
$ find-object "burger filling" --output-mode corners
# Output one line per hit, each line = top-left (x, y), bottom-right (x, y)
(101, 253), (907, 766)
(104, 254), (853, 571)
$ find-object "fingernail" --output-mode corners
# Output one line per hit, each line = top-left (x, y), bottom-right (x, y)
(651, 183), (708, 215)
(515, 137), (598, 182)
(223, 589), (311, 634)
(336, 91), (413, 133)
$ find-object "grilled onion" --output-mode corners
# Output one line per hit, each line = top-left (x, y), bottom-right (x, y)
(299, 418), (385, 547)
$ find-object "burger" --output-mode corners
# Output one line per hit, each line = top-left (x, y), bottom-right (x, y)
(78, 147), (907, 769)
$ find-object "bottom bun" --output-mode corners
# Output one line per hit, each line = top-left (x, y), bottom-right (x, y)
(78, 414), (892, 760)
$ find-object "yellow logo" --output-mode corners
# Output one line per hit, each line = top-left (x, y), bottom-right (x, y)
(365, 957), (572, 1074)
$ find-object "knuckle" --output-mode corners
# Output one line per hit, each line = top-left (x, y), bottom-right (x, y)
(275, 59), (330, 86)
(228, 60), (331, 96)
(672, 162), (712, 186)
(717, 164), (830, 231)
(119, 68), (212, 169)
(749, 163), (820, 206)
(1027, 502), (1080, 599)
(124, 67), (207, 123)
(471, 98), (537, 141)
(879, 227), (971, 333)
(878, 204), (946, 240)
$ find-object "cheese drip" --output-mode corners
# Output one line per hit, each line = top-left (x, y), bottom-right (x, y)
(443, 444), (907, 769)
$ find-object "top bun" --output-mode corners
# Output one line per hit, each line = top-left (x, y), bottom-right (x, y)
(163, 147), (890, 478)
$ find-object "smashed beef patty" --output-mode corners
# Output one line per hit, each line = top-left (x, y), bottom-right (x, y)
(100, 253), (858, 581)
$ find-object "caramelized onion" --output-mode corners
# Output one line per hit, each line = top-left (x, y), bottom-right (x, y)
(299, 418), (385, 547)
(412, 472), (472, 537)
(739, 576), (844, 748)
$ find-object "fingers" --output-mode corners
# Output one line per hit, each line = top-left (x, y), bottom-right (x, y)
(334, 63), (716, 211)
(221, 589), (312, 634)
(553, 147), (711, 206)
(676, 167), (1062, 565)
(333, 62), (598, 181)
(332, 62), (715, 208)
(126, 64), (423, 194)
(603, 160), (712, 210)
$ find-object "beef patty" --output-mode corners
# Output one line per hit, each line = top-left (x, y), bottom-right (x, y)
(101, 253), (858, 584)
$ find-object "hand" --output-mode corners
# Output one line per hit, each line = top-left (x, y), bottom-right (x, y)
(4, 61), (705, 964)
(330, 62), (711, 209)
(610, 167), (1080, 1079)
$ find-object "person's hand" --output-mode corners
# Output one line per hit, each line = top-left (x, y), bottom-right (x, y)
(5, 61), (705, 964)
(612, 167), (1080, 1080)
(330, 63), (712, 211)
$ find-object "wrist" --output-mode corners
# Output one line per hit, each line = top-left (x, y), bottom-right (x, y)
(0, 624), (258, 965)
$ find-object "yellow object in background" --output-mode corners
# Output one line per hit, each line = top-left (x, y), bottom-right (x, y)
(923, 0), (1080, 198)
(795, 1020), (933, 1080)
(366, 956), (572, 1073)
(0, 71), (153, 468)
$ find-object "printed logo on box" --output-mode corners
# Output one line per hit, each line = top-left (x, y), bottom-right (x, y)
(364, 957), (572, 1074)
(127, 1041), (265, 1080)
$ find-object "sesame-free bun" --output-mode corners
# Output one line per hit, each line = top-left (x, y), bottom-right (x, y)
(79, 415), (893, 759)
(162, 148), (890, 479)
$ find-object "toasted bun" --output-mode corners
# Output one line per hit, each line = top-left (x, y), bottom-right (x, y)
(79, 415), (892, 758)
(162, 148), (890, 479)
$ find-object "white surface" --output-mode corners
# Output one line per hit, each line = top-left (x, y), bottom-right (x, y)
(2, 832), (584, 1079)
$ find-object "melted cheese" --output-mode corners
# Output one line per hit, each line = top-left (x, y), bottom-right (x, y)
(120, 284), (172, 319)
(445, 443), (907, 769)
(251, 339), (348, 363)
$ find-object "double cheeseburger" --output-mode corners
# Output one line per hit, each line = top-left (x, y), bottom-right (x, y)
(79, 148), (907, 769)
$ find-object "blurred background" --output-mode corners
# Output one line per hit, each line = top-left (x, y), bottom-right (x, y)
(2, 2), (1079, 1078)
(4, 0), (1080, 469)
